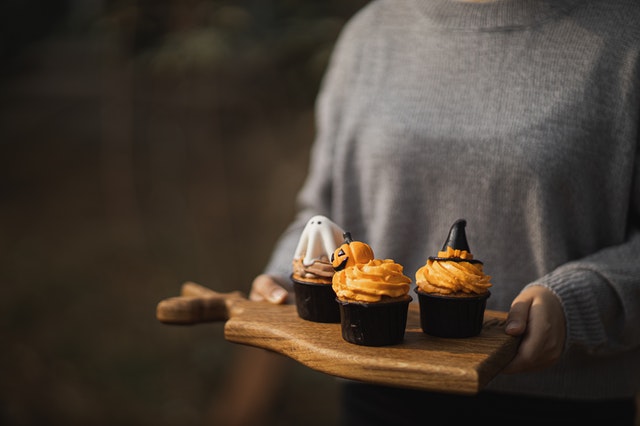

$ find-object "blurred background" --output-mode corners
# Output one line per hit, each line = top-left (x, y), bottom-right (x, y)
(0, 0), (368, 425)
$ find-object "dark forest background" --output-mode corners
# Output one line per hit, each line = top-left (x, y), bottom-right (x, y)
(0, 1), (369, 425)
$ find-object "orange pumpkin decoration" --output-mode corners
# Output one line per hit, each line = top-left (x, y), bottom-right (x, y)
(331, 232), (375, 271)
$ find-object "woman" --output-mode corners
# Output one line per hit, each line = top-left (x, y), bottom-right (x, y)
(250, 0), (640, 424)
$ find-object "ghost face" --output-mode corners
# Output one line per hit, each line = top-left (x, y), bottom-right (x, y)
(293, 215), (345, 266)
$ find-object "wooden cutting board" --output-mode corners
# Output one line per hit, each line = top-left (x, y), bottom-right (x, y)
(157, 282), (520, 395)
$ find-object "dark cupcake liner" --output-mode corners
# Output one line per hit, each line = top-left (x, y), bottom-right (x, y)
(415, 288), (490, 338)
(291, 275), (341, 323)
(336, 296), (412, 346)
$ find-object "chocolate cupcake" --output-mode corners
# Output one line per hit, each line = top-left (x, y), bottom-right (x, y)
(291, 215), (344, 323)
(332, 234), (412, 346)
(414, 219), (492, 338)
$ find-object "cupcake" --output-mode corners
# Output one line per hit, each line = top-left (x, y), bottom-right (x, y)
(291, 215), (345, 323)
(415, 219), (492, 337)
(332, 233), (412, 346)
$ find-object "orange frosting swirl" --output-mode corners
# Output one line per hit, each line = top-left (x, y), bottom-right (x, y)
(415, 247), (492, 295)
(332, 259), (411, 302)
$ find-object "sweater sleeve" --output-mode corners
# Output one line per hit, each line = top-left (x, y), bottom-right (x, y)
(528, 141), (640, 357)
(260, 7), (371, 287)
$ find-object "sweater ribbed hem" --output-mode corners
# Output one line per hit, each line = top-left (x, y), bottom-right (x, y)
(527, 267), (609, 350)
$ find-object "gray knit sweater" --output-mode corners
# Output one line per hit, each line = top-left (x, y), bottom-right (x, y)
(263, 0), (640, 399)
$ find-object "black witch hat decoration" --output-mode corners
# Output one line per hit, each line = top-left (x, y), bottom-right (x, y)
(431, 219), (482, 264)
(442, 219), (470, 251)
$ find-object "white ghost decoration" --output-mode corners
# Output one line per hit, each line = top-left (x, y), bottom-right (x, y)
(293, 215), (345, 266)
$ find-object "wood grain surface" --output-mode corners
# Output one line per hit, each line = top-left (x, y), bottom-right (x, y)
(157, 282), (520, 395)
(224, 301), (519, 395)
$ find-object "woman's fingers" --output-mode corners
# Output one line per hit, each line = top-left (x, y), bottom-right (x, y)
(502, 286), (566, 374)
(249, 274), (289, 304)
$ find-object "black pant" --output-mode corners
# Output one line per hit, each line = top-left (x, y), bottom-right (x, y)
(340, 381), (637, 426)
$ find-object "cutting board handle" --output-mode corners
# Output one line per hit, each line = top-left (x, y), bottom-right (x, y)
(156, 281), (246, 325)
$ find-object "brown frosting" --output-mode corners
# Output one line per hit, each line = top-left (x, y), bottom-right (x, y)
(292, 256), (334, 284)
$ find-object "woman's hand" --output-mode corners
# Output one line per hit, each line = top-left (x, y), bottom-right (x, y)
(249, 274), (290, 304)
(502, 285), (566, 374)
